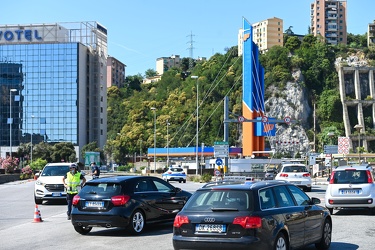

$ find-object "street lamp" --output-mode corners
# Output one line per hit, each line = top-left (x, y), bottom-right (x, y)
(166, 120), (170, 168)
(31, 115), (35, 164)
(139, 139), (142, 162)
(9, 88), (17, 158)
(327, 132), (335, 174)
(151, 107), (157, 173)
(191, 75), (199, 175)
(354, 124), (363, 163)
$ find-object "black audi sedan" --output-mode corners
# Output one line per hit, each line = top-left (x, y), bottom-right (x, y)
(172, 180), (332, 250)
(71, 176), (192, 235)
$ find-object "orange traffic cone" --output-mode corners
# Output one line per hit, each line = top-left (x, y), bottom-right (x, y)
(33, 204), (43, 223)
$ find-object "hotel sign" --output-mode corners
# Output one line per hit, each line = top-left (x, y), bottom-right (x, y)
(0, 24), (69, 44)
(0, 29), (42, 42)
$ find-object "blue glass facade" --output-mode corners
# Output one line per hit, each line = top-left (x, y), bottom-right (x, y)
(0, 43), (79, 146)
(0, 22), (108, 160)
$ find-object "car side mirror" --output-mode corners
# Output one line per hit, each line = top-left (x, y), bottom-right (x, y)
(311, 197), (321, 205)
(174, 187), (182, 193)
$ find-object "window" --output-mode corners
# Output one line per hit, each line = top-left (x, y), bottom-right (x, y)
(273, 186), (295, 207)
(287, 185), (310, 206)
(259, 188), (275, 209)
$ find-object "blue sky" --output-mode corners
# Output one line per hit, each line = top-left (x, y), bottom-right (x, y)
(2, 0), (374, 76)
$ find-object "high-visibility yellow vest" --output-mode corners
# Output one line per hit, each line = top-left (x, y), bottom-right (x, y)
(66, 172), (82, 194)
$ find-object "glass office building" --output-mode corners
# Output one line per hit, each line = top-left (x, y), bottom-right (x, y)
(0, 22), (108, 160)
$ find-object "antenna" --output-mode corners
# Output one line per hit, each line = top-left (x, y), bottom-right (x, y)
(187, 31), (195, 70)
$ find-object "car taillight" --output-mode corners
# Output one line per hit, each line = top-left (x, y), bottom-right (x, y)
(72, 195), (80, 205)
(233, 216), (261, 229)
(280, 173), (288, 177)
(366, 170), (373, 183)
(329, 172), (335, 184)
(167, 171), (172, 174)
(173, 215), (189, 228)
(303, 173), (310, 177)
(111, 195), (130, 206)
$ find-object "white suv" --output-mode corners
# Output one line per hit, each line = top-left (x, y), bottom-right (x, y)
(275, 163), (312, 192)
(325, 164), (375, 215)
(34, 163), (72, 204)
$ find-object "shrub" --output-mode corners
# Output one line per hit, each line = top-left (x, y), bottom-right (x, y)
(0, 156), (20, 173)
(201, 173), (213, 183)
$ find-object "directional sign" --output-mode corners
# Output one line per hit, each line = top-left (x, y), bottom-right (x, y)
(324, 145), (338, 154)
(215, 158), (223, 166)
(214, 141), (229, 158)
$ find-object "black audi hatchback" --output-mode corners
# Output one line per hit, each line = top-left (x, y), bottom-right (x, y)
(71, 176), (192, 235)
(173, 180), (332, 250)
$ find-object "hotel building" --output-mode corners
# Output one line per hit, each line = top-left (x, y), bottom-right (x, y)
(0, 21), (108, 160)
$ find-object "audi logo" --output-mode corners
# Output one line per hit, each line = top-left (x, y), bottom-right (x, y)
(204, 217), (216, 223)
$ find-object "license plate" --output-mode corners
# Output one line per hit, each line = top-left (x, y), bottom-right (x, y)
(196, 224), (226, 233)
(52, 193), (61, 197)
(340, 189), (359, 195)
(85, 201), (104, 208)
(290, 181), (301, 184)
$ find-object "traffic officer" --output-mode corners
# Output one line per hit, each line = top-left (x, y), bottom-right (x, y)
(62, 163), (86, 220)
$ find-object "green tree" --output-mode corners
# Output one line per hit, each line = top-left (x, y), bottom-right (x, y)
(145, 68), (157, 78)
(50, 142), (76, 162)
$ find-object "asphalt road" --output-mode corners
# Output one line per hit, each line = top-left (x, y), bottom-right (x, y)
(1, 178), (375, 250)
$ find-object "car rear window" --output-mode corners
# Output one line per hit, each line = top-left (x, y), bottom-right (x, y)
(82, 183), (122, 195)
(170, 168), (183, 172)
(282, 165), (308, 173)
(332, 170), (368, 184)
(183, 190), (253, 211)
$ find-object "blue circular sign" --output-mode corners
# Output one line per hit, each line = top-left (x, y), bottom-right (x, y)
(216, 158), (223, 166)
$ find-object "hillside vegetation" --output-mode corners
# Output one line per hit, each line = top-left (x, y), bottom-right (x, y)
(107, 33), (375, 163)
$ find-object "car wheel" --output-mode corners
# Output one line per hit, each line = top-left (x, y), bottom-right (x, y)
(73, 225), (92, 235)
(274, 232), (288, 250)
(127, 209), (145, 235)
(315, 219), (332, 250)
(183, 180), (186, 183)
(179, 180), (181, 183)
(34, 195), (42, 205)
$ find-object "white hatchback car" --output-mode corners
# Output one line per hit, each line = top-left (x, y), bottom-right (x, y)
(275, 163), (312, 192)
(325, 164), (375, 215)
(162, 166), (187, 183)
(34, 163), (73, 204)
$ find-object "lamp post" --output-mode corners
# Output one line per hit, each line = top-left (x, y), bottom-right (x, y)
(354, 124), (363, 163)
(191, 75), (199, 175)
(166, 120), (170, 168)
(327, 132), (334, 174)
(9, 88), (17, 158)
(151, 107), (157, 173)
(31, 115), (35, 164)
(139, 139), (142, 162)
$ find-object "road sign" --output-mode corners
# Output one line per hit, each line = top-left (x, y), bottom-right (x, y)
(338, 137), (350, 154)
(324, 145), (338, 154)
(284, 116), (291, 124)
(214, 141), (229, 158)
(238, 116), (245, 123)
(261, 116), (268, 123)
(214, 169), (221, 176)
(215, 158), (223, 166)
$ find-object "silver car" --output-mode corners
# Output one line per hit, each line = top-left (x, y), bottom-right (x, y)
(325, 164), (375, 215)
